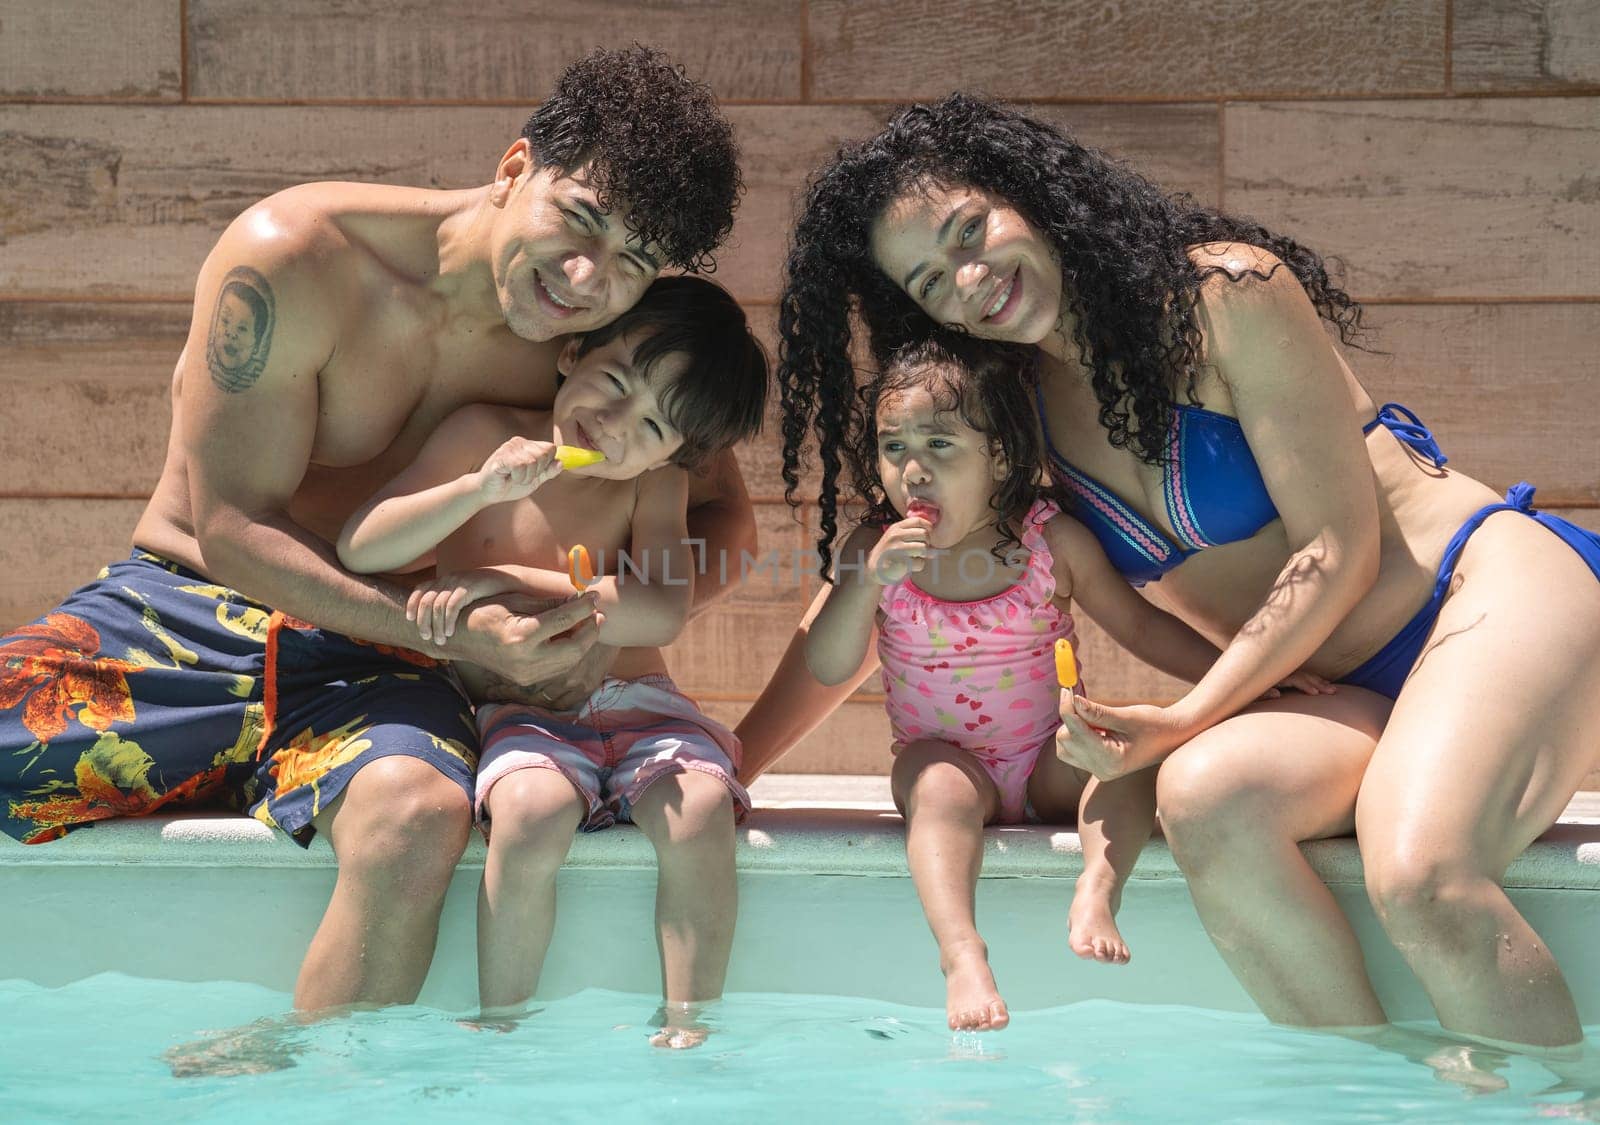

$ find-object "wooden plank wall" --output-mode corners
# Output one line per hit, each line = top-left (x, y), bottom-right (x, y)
(3, 1), (1597, 776)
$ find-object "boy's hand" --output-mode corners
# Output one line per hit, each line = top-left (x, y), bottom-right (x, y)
(475, 437), (561, 504)
(864, 517), (932, 585)
(408, 568), (514, 643)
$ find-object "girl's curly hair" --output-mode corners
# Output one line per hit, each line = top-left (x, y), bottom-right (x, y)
(779, 92), (1368, 575)
(523, 45), (740, 272)
(852, 330), (1042, 570)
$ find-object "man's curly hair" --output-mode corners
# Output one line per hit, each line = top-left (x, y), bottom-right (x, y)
(523, 45), (741, 271)
(779, 92), (1369, 574)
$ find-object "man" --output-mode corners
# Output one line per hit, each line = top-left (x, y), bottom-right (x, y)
(0, 46), (755, 1012)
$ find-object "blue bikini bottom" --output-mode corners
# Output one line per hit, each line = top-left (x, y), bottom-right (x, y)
(1339, 483), (1600, 701)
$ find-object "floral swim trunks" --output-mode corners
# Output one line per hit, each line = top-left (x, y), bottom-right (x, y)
(474, 673), (749, 833)
(0, 550), (477, 845)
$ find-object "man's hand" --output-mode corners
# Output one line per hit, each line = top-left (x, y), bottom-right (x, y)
(525, 640), (621, 711)
(452, 591), (601, 686)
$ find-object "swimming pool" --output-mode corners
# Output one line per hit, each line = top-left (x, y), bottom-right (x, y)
(6, 792), (1600, 1120)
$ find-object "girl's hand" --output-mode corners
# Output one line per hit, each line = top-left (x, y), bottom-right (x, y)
(865, 516), (932, 585)
(475, 438), (561, 504)
(408, 569), (515, 644)
(1054, 693), (1190, 781)
(1260, 669), (1339, 700)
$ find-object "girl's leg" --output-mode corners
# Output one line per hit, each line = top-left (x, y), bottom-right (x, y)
(1356, 513), (1600, 1048)
(629, 769), (739, 1049)
(477, 768), (587, 1016)
(1156, 688), (1393, 1028)
(1067, 768), (1159, 964)
(891, 739), (1008, 1031)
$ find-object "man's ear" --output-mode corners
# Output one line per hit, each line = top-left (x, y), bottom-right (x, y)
(490, 138), (534, 208)
(556, 336), (582, 376)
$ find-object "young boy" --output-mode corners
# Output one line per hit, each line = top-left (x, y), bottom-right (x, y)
(338, 276), (767, 1047)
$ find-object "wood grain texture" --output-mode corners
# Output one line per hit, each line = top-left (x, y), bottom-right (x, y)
(0, 106), (537, 299)
(0, 500), (148, 630)
(187, 0), (802, 101)
(0, 0), (181, 99)
(1453, 0), (1600, 92)
(700, 697), (892, 775)
(663, 602), (810, 697)
(807, 0), (1445, 100)
(0, 303), (185, 496)
(1353, 303), (1600, 504)
(1225, 99), (1600, 299)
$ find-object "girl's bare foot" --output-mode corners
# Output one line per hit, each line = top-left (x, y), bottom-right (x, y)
(1068, 875), (1130, 964)
(941, 939), (1010, 1031)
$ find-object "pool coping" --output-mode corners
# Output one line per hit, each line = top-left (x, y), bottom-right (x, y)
(9, 797), (1600, 890)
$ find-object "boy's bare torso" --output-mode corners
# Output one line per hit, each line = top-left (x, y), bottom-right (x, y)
(435, 407), (672, 703)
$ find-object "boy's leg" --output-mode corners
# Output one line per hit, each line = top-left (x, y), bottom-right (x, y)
(1068, 768), (1158, 964)
(629, 770), (739, 1046)
(477, 767), (588, 1015)
(891, 739), (1007, 1032)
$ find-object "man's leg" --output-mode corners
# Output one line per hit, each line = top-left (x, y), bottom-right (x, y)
(297, 754), (472, 1010)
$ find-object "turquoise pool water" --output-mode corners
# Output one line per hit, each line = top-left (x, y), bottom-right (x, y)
(3, 975), (1595, 1122)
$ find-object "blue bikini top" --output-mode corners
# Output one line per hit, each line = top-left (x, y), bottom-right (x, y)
(1034, 387), (1447, 586)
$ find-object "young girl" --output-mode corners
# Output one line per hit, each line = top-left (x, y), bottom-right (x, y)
(805, 332), (1330, 1033)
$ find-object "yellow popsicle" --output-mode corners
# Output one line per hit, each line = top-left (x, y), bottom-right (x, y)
(568, 544), (596, 592)
(555, 445), (606, 469)
(1054, 638), (1078, 689)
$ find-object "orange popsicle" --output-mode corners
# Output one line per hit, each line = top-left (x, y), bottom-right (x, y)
(568, 544), (596, 592)
(1054, 638), (1078, 689)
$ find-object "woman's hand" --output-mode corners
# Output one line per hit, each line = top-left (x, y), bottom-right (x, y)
(1261, 669), (1338, 700)
(1054, 692), (1192, 780)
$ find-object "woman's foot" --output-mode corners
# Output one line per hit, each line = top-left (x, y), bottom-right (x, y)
(941, 939), (1010, 1031)
(1068, 875), (1130, 964)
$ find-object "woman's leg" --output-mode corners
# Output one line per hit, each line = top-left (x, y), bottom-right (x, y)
(1157, 688), (1393, 1028)
(477, 768), (587, 1016)
(1357, 513), (1600, 1048)
(892, 739), (1008, 1031)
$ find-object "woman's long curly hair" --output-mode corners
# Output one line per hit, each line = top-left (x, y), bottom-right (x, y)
(779, 92), (1368, 575)
(852, 330), (1042, 568)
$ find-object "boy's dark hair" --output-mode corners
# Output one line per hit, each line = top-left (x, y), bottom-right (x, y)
(853, 330), (1042, 566)
(522, 45), (741, 272)
(576, 275), (768, 470)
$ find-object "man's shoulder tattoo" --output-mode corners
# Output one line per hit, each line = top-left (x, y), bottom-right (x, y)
(206, 266), (276, 393)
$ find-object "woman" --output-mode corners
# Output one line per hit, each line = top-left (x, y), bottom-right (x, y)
(758, 93), (1600, 1049)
